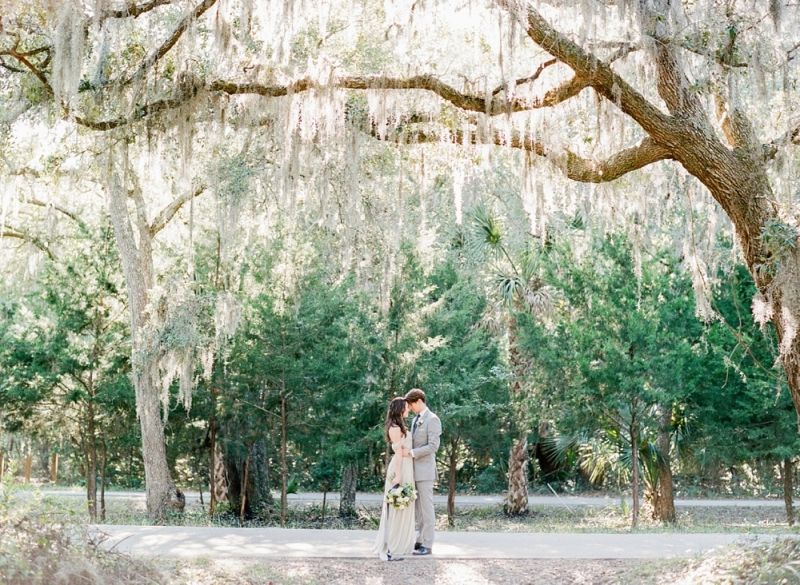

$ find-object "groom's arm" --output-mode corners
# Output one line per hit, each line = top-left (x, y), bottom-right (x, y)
(411, 416), (442, 459)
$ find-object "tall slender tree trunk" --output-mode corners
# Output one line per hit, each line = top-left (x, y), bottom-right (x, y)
(86, 403), (98, 522)
(239, 454), (250, 523)
(447, 438), (459, 527)
(280, 391), (288, 527)
(784, 458), (795, 526)
(505, 313), (529, 516)
(208, 385), (223, 515)
(339, 462), (358, 519)
(209, 413), (218, 515)
(100, 440), (107, 522)
(652, 407), (676, 524)
(630, 418), (639, 529)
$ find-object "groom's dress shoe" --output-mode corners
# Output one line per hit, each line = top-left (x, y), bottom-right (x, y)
(413, 546), (432, 556)
(414, 542), (422, 551)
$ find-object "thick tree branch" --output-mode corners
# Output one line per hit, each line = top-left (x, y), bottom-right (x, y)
(24, 197), (88, 232)
(1, 226), (55, 259)
(118, 0), (217, 86)
(101, 0), (175, 20)
(211, 74), (590, 115)
(639, 0), (705, 119)
(393, 126), (671, 183)
(494, 0), (676, 143)
(149, 185), (206, 236)
(75, 95), (189, 129)
(76, 69), (595, 130)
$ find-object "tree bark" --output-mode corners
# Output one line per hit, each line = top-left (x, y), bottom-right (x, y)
(505, 313), (529, 516)
(100, 440), (107, 522)
(447, 438), (459, 527)
(239, 454), (249, 523)
(220, 439), (269, 519)
(339, 462), (358, 519)
(784, 458), (795, 526)
(211, 441), (228, 511)
(86, 401), (98, 522)
(651, 407), (676, 524)
(505, 436), (529, 516)
(280, 391), (288, 527)
(630, 419), (639, 529)
(247, 439), (273, 517)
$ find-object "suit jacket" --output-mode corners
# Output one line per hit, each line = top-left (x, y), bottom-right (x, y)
(410, 408), (442, 482)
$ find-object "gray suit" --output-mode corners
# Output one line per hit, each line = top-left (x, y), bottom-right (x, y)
(411, 408), (442, 549)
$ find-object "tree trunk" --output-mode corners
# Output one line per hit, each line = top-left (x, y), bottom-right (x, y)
(23, 452), (32, 483)
(222, 440), (270, 521)
(784, 458), (795, 526)
(138, 365), (184, 520)
(85, 398), (99, 522)
(211, 441), (228, 512)
(630, 420), (639, 529)
(100, 441), (107, 523)
(239, 454), (249, 523)
(86, 448), (97, 521)
(247, 439), (273, 517)
(49, 453), (58, 484)
(339, 462), (358, 518)
(505, 313), (530, 516)
(209, 386), (220, 515)
(505, 435), (529, 516)
(280, 392), (288, 527)
(447, 438), (459, 527)
(108, 167), (183, 521)
(651, 407), (676, 524)
(0, 451), (5, 480)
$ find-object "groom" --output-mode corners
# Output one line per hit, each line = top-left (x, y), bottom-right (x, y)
(405, 388), (442, 556)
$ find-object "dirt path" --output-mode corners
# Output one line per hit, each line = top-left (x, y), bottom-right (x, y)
(92, 525), (791, 559)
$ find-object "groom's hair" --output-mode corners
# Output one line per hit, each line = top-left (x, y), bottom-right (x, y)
(405, 388), (426, 404)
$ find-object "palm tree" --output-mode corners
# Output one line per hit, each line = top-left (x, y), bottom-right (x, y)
(469, 206), (552, 516)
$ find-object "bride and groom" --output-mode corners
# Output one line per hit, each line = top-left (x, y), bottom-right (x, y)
(374, 388), (442, 561)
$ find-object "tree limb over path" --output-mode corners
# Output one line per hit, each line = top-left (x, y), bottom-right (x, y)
(395, 129), (672, 184)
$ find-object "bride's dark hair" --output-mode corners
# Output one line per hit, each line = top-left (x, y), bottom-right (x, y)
(384, 397), (409, 442)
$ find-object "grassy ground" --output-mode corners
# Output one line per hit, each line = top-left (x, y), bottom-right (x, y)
(17, 489), (800, 534)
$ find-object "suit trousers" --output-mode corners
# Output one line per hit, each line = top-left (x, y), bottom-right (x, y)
(415, 479), (435, 548)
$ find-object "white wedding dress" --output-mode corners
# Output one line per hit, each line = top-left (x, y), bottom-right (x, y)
(374, 431), (415, 560)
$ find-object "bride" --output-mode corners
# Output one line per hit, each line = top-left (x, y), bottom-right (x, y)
(374, 396), (415, 561)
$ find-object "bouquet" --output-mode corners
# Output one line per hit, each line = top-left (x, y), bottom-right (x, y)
(385, 483), (417, 510)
